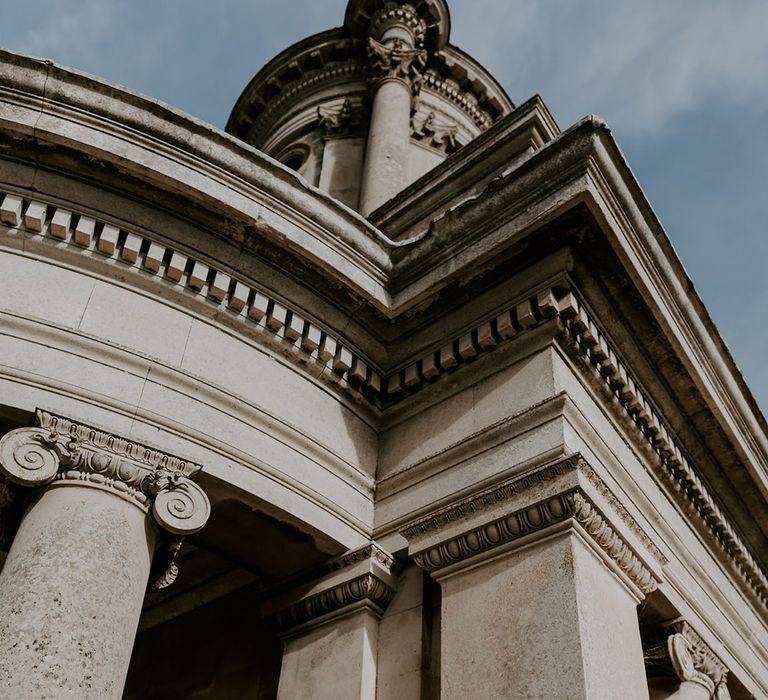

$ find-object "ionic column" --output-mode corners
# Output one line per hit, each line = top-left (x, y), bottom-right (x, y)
(359, 3), (427, 216)
(0, 410), (210, 699)
(645, 621), (732, 700)
(264, 542), (400, 700)
(401, 455), (665, 700)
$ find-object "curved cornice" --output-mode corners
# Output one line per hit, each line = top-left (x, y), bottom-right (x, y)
(0, 50), (397, 309)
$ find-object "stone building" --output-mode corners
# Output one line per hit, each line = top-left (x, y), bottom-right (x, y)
(0, 0), (766, 697)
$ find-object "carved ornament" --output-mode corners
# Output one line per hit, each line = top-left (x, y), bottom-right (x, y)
(645, 621), (731, 699)
(369, 3), (426, 45)
(412, 110), (459, 153)
(402, 456), (660, 595)
(317, 98), (367, 137)
(0, 410), (211, 537)
(264, 541), (400, 634)
(368, 36), (427, 92)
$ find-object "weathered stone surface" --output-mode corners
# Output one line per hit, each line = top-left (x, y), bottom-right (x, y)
(0, 487), (156, 699)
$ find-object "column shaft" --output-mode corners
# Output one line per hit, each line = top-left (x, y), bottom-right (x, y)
(438, 531), (650, 699)
(360, 77), (413, 216)
(277, 608), (379, 700)
(0, 485), (156, 699)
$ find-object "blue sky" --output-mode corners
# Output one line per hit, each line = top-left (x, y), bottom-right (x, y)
(3, 1), (768, 413)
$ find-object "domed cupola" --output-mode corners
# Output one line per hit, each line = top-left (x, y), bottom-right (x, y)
(226, 0), (513, 215)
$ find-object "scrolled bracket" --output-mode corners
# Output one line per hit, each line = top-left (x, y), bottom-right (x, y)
(150, 474), (211, 536)
(0, 427), (65, 487)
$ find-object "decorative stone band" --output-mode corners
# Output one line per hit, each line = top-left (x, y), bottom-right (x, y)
(263, 541), (400, 636)
(422, 70), (493, 129)
(556, 290), (768, 613)
(0, 191), (383, 403)
(270, 573), (395, 632)
(369, 3), (427, 44)
(645, 620), (731, 699)
(406, 484), (658, 595)
(0, 410), (210, 537)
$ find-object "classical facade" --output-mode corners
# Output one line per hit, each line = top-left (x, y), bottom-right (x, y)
(0, 1), (766, 698)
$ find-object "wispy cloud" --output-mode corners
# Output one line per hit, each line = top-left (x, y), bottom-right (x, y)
(453, 0), (768, 134)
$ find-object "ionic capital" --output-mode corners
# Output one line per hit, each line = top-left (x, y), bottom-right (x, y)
(263, 542), (400, 637)
(0, 410), (210, 537)
(645, 620), (731, 699)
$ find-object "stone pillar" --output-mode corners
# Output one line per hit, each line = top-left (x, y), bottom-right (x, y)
(359, 3), (427, 216)
(401, 455), (665, 700)
(264, 542), (400, 700)
(645, 621), (732, 700)
(0, 410), (211, 699)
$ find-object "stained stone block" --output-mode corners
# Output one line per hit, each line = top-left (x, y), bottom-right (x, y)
(333, 345), (353, 374)
(0, 194), (23, 226)
(49, 208), (73, 240)
(228, 281), (250, 312)
(120, 232), (142, 264)
(74, 216), (96, 247)
(318, 334), (337, 364)
(208, 271), (230, 302)
(143, 242), (165, 273)
(187, 261), (209, 291)
(301, 323), (322, 353)
(248, 291), (270, 322)
(97, 224), (120, 255)
(267, 301), (287, 331)
(23, 200), (47, 232)
(164, 250), (187, 282)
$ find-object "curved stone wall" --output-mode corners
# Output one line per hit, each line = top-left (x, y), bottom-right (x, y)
(0, 50), (383, 550)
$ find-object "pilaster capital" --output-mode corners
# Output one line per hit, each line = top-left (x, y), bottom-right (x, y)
(367, 4), (427, 92)
(645, 620), (731, 699)
(263, 542), (400, 637)
(0, 410), (210, 537)
(401, 454), (664, 597)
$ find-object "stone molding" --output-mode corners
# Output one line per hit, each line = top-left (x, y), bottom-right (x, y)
(264, 541), (399, 635)
(0, 190), (384, 404)
(369, 3), (427, 44)
(557, 290), (768, 613)
(401, 455), (660, 595)
(422, 70), (493, 129)
(0, 410), (210, 537)
(3, 196), (766, 611)
(645, 620), (731, 699)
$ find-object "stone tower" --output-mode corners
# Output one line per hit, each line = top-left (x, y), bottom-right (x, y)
(227, 0), (511, 214)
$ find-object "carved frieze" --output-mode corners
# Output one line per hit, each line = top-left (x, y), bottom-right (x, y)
(264, 541), (400, 635)
(402, 455), (660, 595)
(369, 3), (427, 46)
(0, 410), (211, 537)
